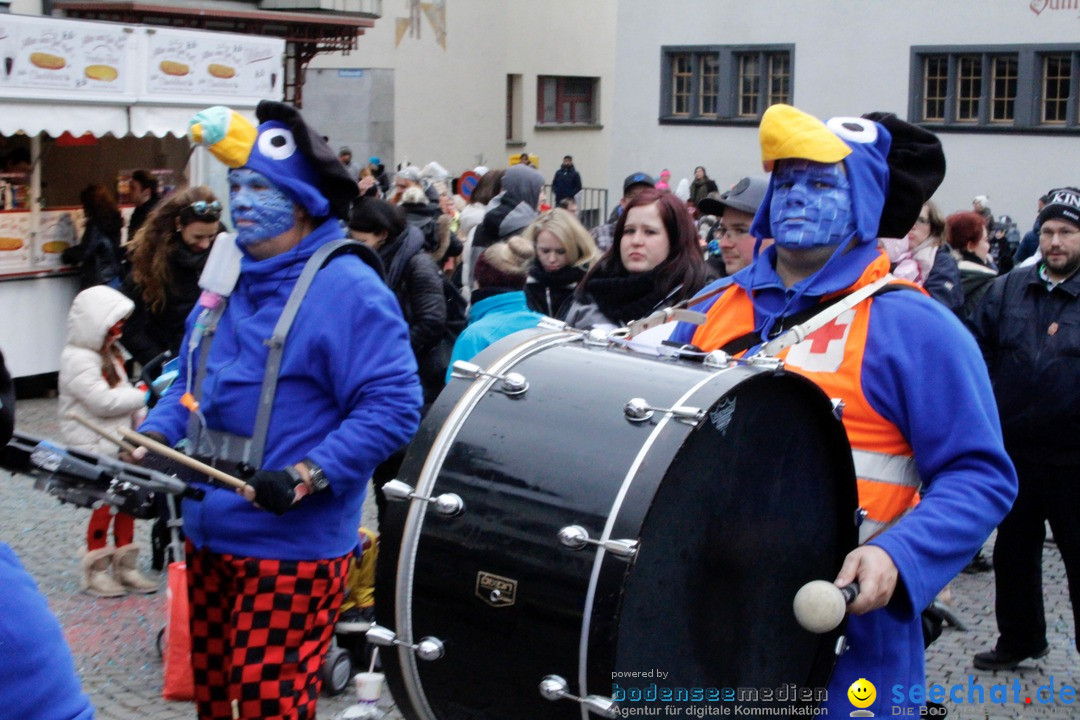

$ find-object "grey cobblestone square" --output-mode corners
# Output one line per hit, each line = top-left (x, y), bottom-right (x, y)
(3, 398), (1076, 719)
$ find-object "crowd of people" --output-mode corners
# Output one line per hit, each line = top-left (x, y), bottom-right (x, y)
(6, 95), (1078, 719)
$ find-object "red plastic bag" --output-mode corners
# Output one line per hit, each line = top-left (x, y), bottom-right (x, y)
(162, 561), (194, 700)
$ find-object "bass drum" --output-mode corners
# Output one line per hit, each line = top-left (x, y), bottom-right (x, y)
(375, 328), (858, 720)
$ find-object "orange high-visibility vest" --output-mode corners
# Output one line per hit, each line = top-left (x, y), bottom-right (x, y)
(692, 254), (925, 543)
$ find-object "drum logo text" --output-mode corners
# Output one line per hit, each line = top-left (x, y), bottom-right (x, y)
(476, 571), (517, 607)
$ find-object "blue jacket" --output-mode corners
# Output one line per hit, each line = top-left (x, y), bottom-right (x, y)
(1012, 222), (1039, 265)
(672, 243), (1016, 715)
(445, 291), (543, 382)
(0, 543), (95, 720)
(923, 247), (964, 315)
(551, 165), (582, 202)
(141, 220), (422, 561)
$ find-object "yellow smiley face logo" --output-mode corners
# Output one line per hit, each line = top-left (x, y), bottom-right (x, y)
(847, 678), (876, 709)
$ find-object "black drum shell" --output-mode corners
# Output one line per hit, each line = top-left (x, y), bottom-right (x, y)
(376, 329), (858, 720)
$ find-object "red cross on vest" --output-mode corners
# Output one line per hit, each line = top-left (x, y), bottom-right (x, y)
(808, 315), (851, 353)
(783, 309), (856, 373)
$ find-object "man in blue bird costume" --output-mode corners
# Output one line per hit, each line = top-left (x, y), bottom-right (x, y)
(141, 101), (422, 720)
(670, 105), (1016, 715)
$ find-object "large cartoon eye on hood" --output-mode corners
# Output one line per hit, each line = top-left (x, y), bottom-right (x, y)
(258, 128), (297, 161)
(826, 117), (879, 145)
(752, 104), (892, 245)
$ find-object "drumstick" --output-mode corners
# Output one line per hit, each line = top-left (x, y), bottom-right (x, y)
(66, 412), (139, 454)
(793, 580), (861, 633)
(116, 427), (249, 491)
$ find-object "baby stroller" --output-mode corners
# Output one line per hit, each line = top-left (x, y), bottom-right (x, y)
(323, 527), (379, 696)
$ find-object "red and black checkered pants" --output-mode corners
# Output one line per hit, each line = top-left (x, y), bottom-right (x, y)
(186, 544), (349, 720)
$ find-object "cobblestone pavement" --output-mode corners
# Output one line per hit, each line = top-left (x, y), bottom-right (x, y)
(3, 397), (1077, 719)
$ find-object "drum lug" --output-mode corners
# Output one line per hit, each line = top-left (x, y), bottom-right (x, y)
(854, 507), (868, 527)
(450, 360), (529, 397)
(539, 675), (620, 719)
(537, 316), (569, 331)
(382, 479), (465, 517)
(746, 355), (784, 370)
(366, 624), (445, 661)
(558, 524), (639, 559)
(624, 398), (704, 425)
(835, 635), (848, 656)
(584, 328), (611, 346)
(703, 350), (734, 368)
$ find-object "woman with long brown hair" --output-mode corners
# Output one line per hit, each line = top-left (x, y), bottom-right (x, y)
(564, 188), (707, 331)
(121, 185), (224, 367)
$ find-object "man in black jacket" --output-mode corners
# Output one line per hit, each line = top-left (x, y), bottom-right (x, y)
(970, 186), (1080, 670)
(551, 155), (582, 203)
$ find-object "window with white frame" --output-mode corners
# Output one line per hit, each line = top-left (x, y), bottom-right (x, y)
(911, 45), (1079, 132)
(660, 45), (793, 124)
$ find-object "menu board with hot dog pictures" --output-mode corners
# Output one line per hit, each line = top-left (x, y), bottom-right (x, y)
(33, 209), (83, 270)
(0, 15), (136, 100)
(0, 211), (31, 272)
(145, 28), (282, 104)
(0, 15), (282, 106)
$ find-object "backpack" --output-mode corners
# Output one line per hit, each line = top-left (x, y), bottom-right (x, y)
(405, 212), (440, 253)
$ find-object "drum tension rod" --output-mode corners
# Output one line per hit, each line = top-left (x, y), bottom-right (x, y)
(703, 350), (785, 370)
(623, 397), (704, 425)
(539, 675), (620, 719)
(558, 525), (639, 559)
(450, 360), (529, 397)
(382, 479), (464, 517)
(366, 624), (445, 661)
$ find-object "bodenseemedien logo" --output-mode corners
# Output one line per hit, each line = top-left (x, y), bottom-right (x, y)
(848, 678), (876, 717)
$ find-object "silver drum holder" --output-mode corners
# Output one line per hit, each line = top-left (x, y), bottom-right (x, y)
(449, 360), (529, 397)
(382, 479), (464, 517)
(539, 675), (619, 718)
(558, 524), (639, 559)
(366, 624), (446, 662)
(623, 397), (704, 425)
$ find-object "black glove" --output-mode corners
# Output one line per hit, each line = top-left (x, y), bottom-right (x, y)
(248, 468), (302, 516)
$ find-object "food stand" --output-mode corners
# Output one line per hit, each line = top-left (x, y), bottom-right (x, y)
(0, 14), (283, 378)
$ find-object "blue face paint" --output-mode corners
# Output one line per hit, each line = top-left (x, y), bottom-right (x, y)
(769, 160), (856, 249)
(228, 168), (297, 247)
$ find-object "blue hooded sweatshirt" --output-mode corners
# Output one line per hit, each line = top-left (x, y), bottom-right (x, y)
(141, 219), (422, 561)
(670, 115), (1016, 715)
(445, 291), (543, 382)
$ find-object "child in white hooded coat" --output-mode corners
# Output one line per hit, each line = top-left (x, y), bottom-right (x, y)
(58, 285), (156, 597)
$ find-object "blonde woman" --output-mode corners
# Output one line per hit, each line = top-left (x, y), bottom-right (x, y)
(521, 208), (599, 319)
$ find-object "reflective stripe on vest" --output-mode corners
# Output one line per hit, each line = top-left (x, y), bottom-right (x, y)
(852, 449), (920, 489)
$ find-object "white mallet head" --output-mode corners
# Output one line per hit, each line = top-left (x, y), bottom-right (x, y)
(793, 580), (847, 633)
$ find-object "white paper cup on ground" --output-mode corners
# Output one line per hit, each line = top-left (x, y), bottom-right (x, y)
(355, 672), (384, 705)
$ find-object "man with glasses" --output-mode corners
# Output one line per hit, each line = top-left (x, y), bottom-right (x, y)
(970, 186), (1080, 670)
(696, 176), (771, 275)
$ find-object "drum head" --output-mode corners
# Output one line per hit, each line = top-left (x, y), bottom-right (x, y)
(611, 372), (856, 708)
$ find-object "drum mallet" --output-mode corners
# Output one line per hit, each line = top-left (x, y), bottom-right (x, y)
(793, 580), (860, 633)
(66, 412), (140, 455)
(116, 427), (250, 492)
